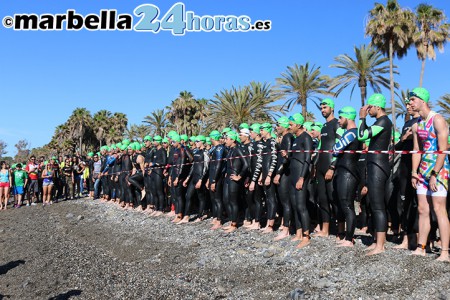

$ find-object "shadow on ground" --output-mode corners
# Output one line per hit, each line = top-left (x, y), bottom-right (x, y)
(0, 260), (25, 276)
(48, 289), (82, 300)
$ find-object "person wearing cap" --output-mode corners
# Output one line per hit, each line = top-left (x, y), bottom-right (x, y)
(61, 156), (74, 200)
(392, 96), (421, 250)
(409, 87), (450, 261)
(332, 106), (361, 247)
(71, 156), (85, 199)
(109, 146), (122, 204)
(180, 134), (194, 163)
(91, 153), (102, 200)
(127, 142), (146, 211)
(238, 127), (253, 227)
(180, 135), (210, 224)
(358, 93), (393, 256)
(273, 116), (295, 240)
(85, 152), (95, 199)
(208, 130), (227, 230)
(247, 123), (265, 230)
(168, 134), (189, 223)
(255, 123), (278, 233)
(222, 131), (248, 232)
(314, 98), (343, 238)
(118, 144), (133, 209)
(148, 135), (167, 217)
(143, 136), (156, 213)
(285, 113), (313, 248)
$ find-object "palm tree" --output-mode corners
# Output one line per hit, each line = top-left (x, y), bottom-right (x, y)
(329, 44), (395, 106)
(166, 91), (204, 135)
(365, 0), (416, 131)
(126, 124), (148, 142)
(67, 108), (92, 155)
(93, 110), (112, 148)
(413, 4), (450, 87)
(276, 63), (332, 118)
(143, 109), (168, 136)
(205, 82), (284, 130)
(108, 112), (128, 144)
(437, 93), (450, 124)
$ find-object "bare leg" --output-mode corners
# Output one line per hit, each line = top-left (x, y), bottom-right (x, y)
(432, 196), (450, 262)
(412, 195), (431, 257)
(315, 222), (329, 237)
(366, 232), (386, 256)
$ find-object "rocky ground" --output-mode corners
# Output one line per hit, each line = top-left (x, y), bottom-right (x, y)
(0, 199), (449, 300)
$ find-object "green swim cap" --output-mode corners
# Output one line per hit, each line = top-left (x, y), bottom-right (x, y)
(226, 131), (239, 141)
(180, 134), (188, 142)
(409, 87), (430, 103)
(11, 164), (16, 169)
(116, 142), (122, 148)
(314, 122), (323, 129)
(239, 123), (249, 129)
(122, 139), (130, 146)
(303, 121), (313, 131)
(196, 135), (206, 142)
(250, 123), (261, 133)
(144, 135), (152, 142)
(320, 98), (335, 109)
(448, 136), (450, 144)
(338, 106), (357, 121)
(120, 144), (128, 151)
(87, 152), (94, 157)
(189, 136), (196, 142)
(135, 143), (142, 151)
(289, 113), (304, 125)
(205, 137), (212, 145)
(277, 116), (290, 129)
(271, 132), (277, 139)
(260, 123), (273, 133)
(368, 93), (386, 109)
(162, 137), (169, 144)
(221, 127), (231, 134)
(209, 130), (221, 141)
(172, 134), (181, 143)
(153, 135), (162, 142)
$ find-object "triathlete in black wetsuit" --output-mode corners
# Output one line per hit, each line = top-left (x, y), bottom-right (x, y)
(149, 136), (167, 216)
(237, 128), (252, 226)
(143, 136), (155, 212)
(128, 144), (146, 210)
(208, 130), (227, 230)
(180, 136), (210, 224)
(222, 131), (248, 232)
(393, 102), (420, 249)
(273, 116), (294, 241)
(315, 98), (343, 237)
(120, 145), (133, 209)
(254, 122), (278, 233)
(358, 93), (392, 256)
(169, 135), (188, 223)
(332, 106), (361, 247)
(286, 113), (313, 249)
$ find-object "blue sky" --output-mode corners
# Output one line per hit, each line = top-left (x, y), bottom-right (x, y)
(1, 0), (449, 156)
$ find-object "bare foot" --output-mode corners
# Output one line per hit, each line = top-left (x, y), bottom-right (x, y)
(166, 210), (175, 217)
(261, 227), (273, 234)
(135, 206), (143, 212)
(314, 231), (329, 238)
(243, 220), (251, 227)
(296, 238), (310, 249)
(246, 223), (260, 231)
(366, 247), (385, 256)
(314, 224), (321, 233)
(192, 218), (202, 223)
(411, 248), (426, 256)
(336, 240), (354, 247)
(364, 243), (377, 251)
(172, 216), (182, 223)
(211, 223), (222, 230)
(291, 235), (302, 242)
(153, 211), (163, 217)
(393, 242), (408, 250)
(436, 254), (450, 262)
(274, 231), (289, 241)
(177, 217), (189, 225)
(224, 226), (237, 233)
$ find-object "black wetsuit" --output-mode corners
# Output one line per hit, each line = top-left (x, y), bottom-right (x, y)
(223, 145), (248, 223)
(112, 155), (121, 199)
(120, 154), (133, 203)
(289, 131), (313, 232)
(129, 154), (144, 207)
(185, 148), (209, 217)
(316, 118), (340, 224)
(358, 115), (392, 232)
(208, 144), (226, 221)
(247, 139), (264, 223)
(333, 128), (361, 241)
(253, 137), (278, 221)
(151, 146), (167, 211)
(144, 147), (155, 207)
(170, 147), (188, 215)
(395, 117), (419, 235)
(275, 133), (294, 227)
(238, 141), (252, 221)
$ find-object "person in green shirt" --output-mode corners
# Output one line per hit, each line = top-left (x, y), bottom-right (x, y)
(13, 164), (28, 207)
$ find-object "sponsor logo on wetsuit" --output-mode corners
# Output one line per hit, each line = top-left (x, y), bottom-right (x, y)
(2, 3), (272, 35)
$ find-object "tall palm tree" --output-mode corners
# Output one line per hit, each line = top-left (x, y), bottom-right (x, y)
(67, 108), (92, 155)
(205, 82), (284, 130)
(276, 63), (332, 118)
(329, 44), (395, 106)
(365, 0), (416, 131)
(413, 4), (450, 87)
(386, 89), (411, 123)
(126, 124), (148, 142)
(166, 91), (204, 135)
(93, 110), (112, 148)
(437, 93), (450, 125)
(143, 109), (168, 136)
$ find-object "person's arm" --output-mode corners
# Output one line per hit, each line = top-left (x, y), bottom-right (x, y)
(212, 146), (225, 183)
(251, 143), (263, 182)
(332, 130), (357, 156)
(238, 148), (249, 178)
(431, 115), (449, 174)
(267, 139), (278, 177)
(299, 134), (313, 178)
(358, 117), (385, 141)
(411, 123), (420, 188)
